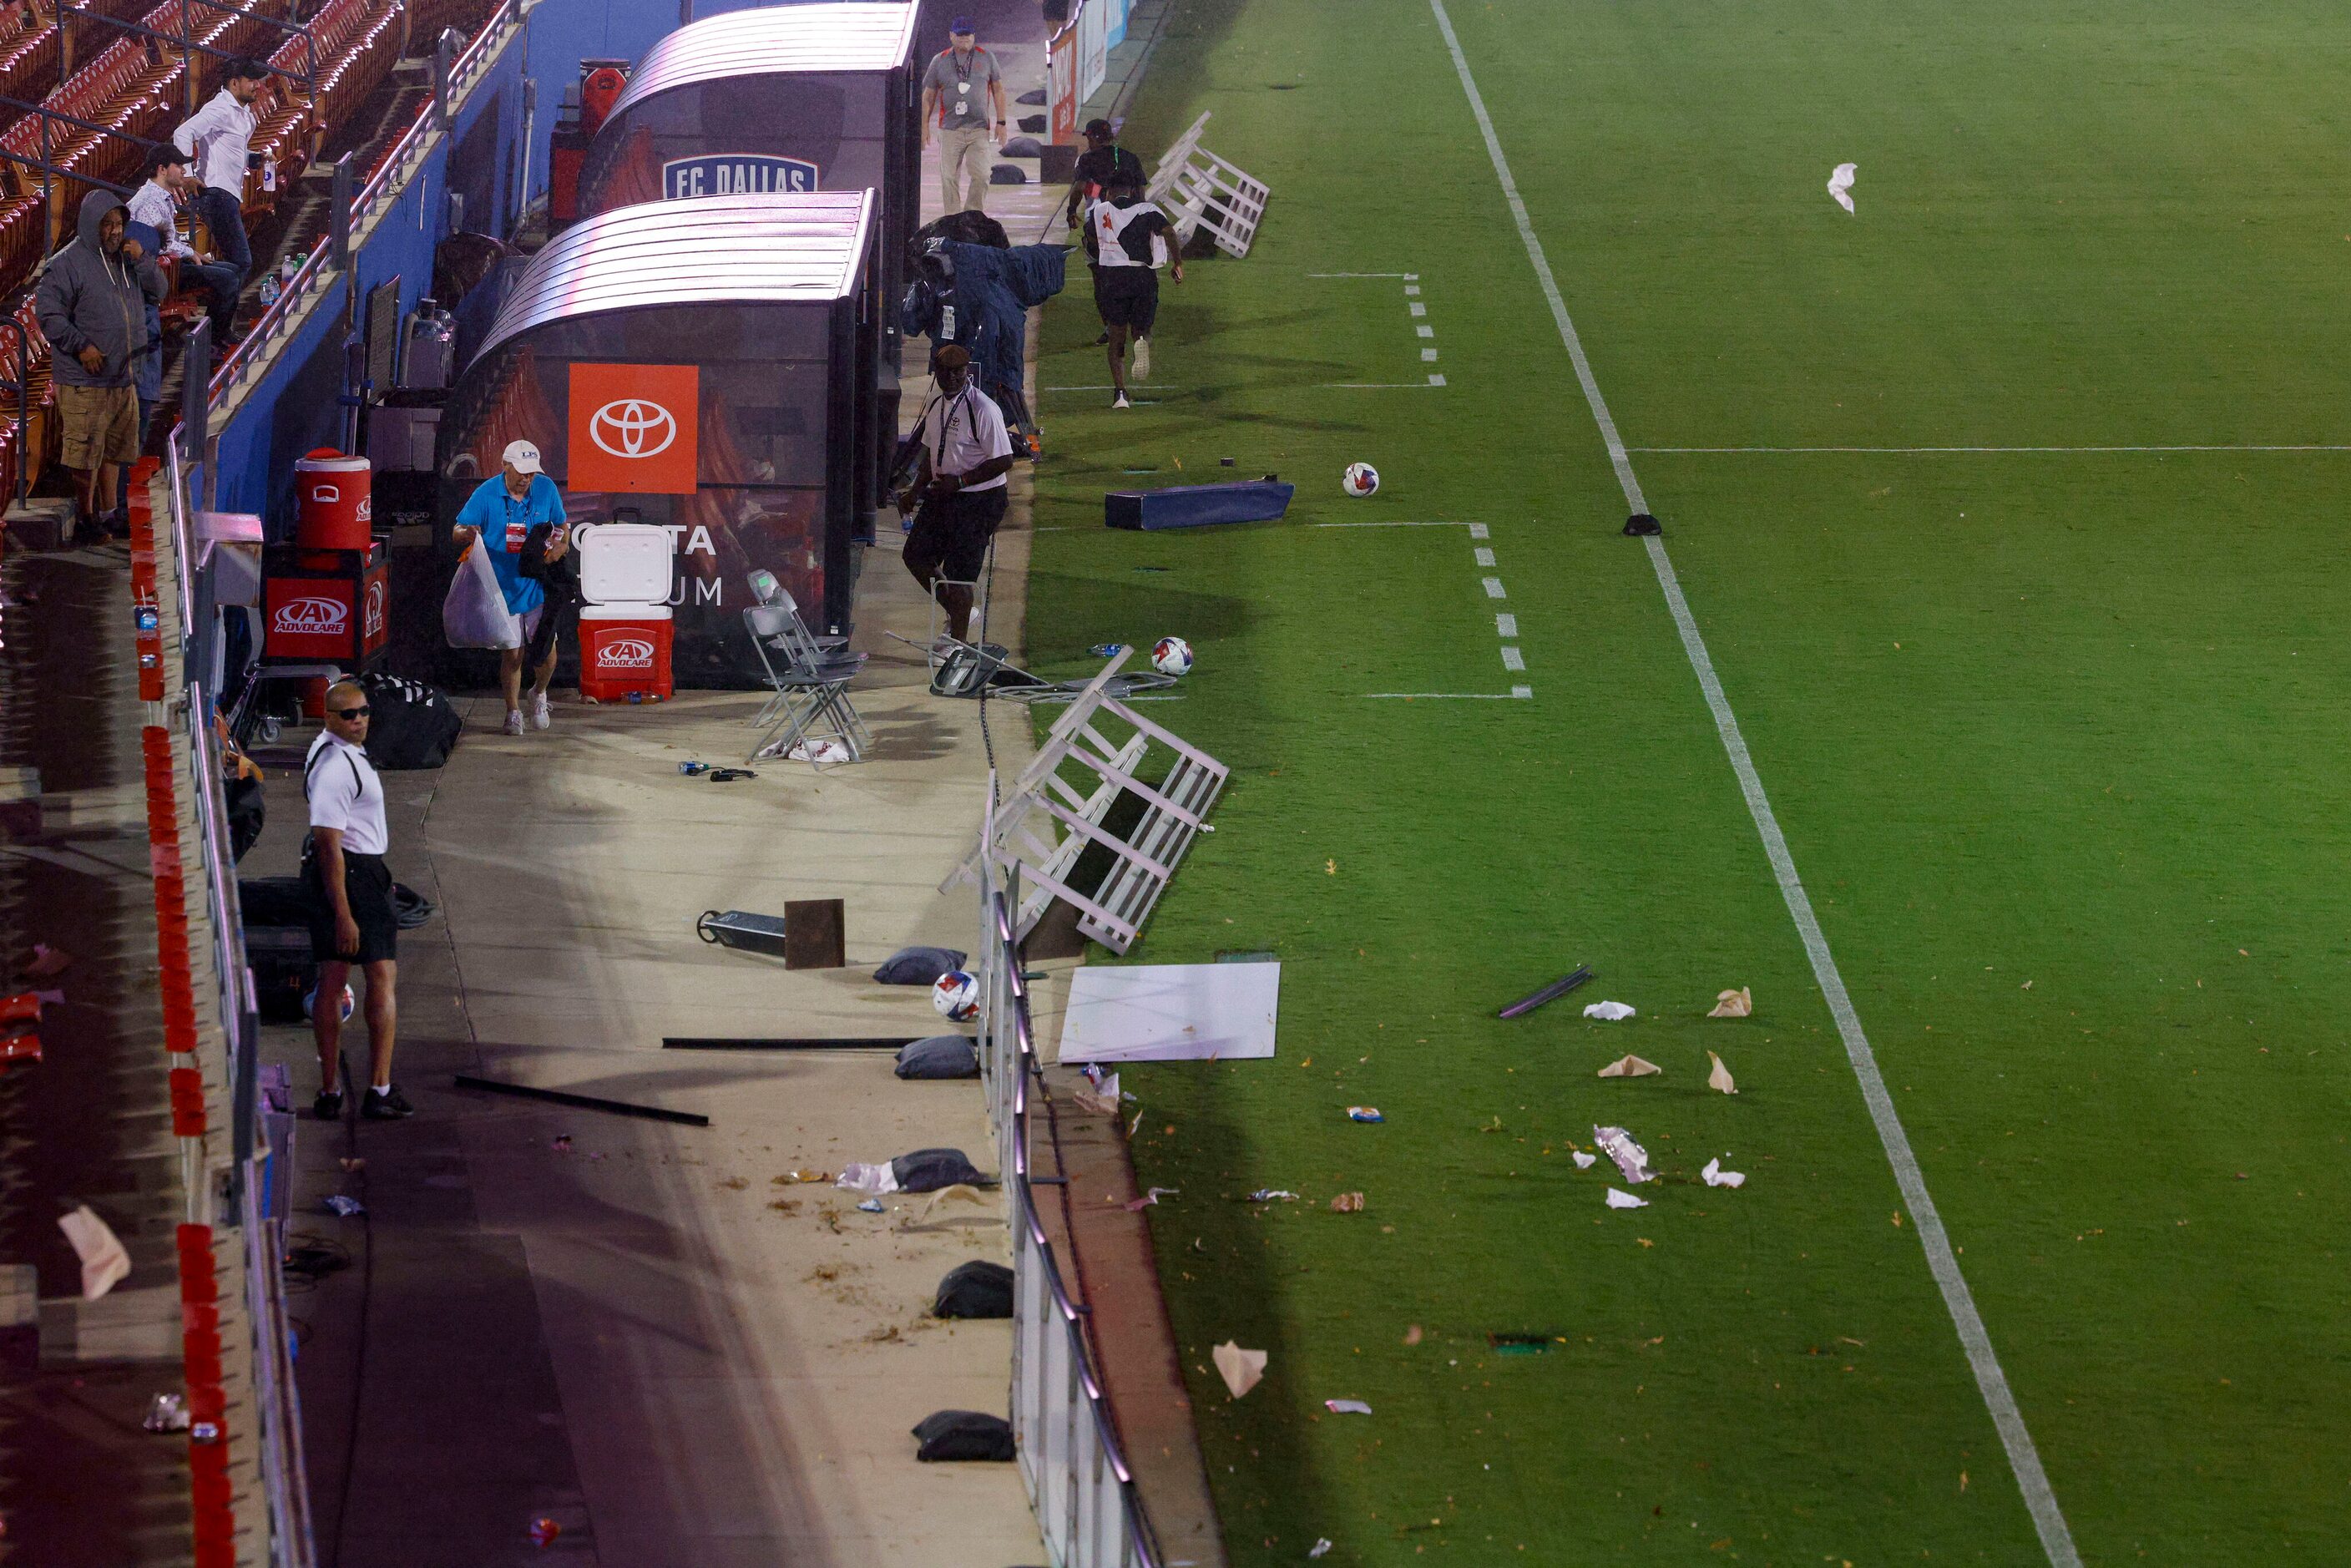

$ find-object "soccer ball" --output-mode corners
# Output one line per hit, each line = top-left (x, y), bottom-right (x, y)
(933, 969), (981, 1022)
(1150, 636), (1194, 677)
(303, 983), (356, 1023)
(1342, 462), (1380, 497)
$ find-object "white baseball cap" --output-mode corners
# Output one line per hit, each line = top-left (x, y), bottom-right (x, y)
(502, 438), (543, 475)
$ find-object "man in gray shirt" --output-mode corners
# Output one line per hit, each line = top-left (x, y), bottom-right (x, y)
(921, 16), (1004, 214)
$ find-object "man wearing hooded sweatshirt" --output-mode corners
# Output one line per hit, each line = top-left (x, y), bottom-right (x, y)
(38, 191), (159, 538)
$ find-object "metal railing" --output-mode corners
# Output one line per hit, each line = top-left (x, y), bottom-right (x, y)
(162, 428), (317, 1568)
(208, 3), (521, 398)
(973, 790), (1162, 1568)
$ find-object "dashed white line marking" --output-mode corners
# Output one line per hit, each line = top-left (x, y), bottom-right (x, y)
(1494, 613), (1515, 635)
(1428, 373), (1447, 387)
(1429, 3), (2080, 1560)
(1422, 347), (1440, 362)
(1405, 285), (1422, 296)
(1482, 577), (1506, 599)
(1501, 646), (1524, 671)
(1468, 524), (1489, 539)
(1474, 547), (1495, 566)
(1415, 325), (1435, 338)
(1409, 301), (1428, 317)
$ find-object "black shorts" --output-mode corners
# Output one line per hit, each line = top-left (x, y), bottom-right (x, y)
(906, 485), (1009, 585)
(305, 850), (397, 964)
(1092, 266), (1159, 333)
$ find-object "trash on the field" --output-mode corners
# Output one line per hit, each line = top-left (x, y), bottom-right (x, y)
(1605, 1187), (1649, 1210)
(916, 1184), (989, 1222)
(1498, 964), (1592, 1019)
(1597, 1055), (1660, 1079)
(1709, 987), (1753, 1018)
(857, 1198), (886, 1213)
(836, 1162), (900, 1195)
(1583, 1000), (1636, 1021)
(1828, 162), (1857, 214)
(1213, 1340), (1267, 1399)
(1701, 1157), (1747, 1190)
(321, 1195), (364, 1219)
(1125, 1186), (1178, 1211)
(1310, 1541), (1333, 1560)
(1571, 1150), (1598, 1170)
(1347, 1106), (1383, 1123)
(1708, 1051), (1737, 1095)
(1594, 1125), (1654, 1185)
(1247, 1189), (1299, 1203)
(1324, 1399), (1373, 1415)
(1403, 1324), (1423, 1345)
(1329, 1191), (1365, 1212)
(1074, 1070), (1122, 1115)
(143, 1392), (190, 1432)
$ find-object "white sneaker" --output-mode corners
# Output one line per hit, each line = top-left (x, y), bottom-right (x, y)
(1112, 392), (1130, 410)
(530, 692), (552, 731)
(1130, 336), (1150, 382)
(503, 710), (525, 736)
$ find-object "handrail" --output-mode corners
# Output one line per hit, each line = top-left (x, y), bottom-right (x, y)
(64, 0), (321, 92)
(212, 0), (521, 398)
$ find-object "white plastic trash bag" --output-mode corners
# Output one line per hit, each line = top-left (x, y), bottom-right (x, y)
(442, 541), (521, 650)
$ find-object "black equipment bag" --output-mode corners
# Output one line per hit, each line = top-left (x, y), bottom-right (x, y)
(240, 877), (317, 1023)
(360, 672), (463, 771)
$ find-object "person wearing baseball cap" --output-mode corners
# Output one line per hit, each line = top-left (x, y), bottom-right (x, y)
(921, 15), (1004, 214)
(1065, 118), (1145, 230)
(452, 438), (572, 734)
(897, 343), (1015, 648)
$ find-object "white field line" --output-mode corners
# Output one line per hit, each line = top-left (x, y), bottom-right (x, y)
(1308, 271), (1419, 278)
(1633, 443), (2351, 454)
(1314, 520), (1486, 528)
(1320, 382), (1446, 388)
(1362, 688), (1531, 700)
(1428, 2), (2082, 1563)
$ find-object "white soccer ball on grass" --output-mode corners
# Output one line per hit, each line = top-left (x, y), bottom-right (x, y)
(1342, 462), (1380, 498)
(1150, 636), (1194, 677)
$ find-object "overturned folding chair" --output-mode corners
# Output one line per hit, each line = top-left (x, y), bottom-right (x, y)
(745, 601), (871, 766)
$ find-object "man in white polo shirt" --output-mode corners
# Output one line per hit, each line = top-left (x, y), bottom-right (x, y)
(170, 58), (267, 346)
(304, 680), (411, 1122)
(897, 344), (1014, 645)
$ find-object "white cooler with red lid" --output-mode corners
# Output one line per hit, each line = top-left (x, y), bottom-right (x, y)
(574, 523), (675, 702)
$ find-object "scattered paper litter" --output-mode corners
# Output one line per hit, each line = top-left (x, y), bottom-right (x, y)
(58, 1206), (129, 1300)
(1828, 162), (1857, 213)
(1403, 1324), (1423, 1346)
(1074, 1070), (1123, 1115)
(1709, 987), (1752, 1019)
(1310, 1541), (1333, 1560)
(1212, 1340), (1267, 1399)
(1583, 1000), (1636, 1022)
(1345, 1106), (1383, 1123)
(785, 736), (855, 765)
(321, 1195), (364, 1218)
(1570, 1150), (1597, 1170)
(1701, 1157), (1747, 1190)
(914, 1184), (991, 1223)
(1605, 1187), (1649, 1211)
(1125, 1186), (1178, 1211)
(1324, 1399), (1373, 1415)
(1596, 1055), (1660, 1079)
(1593, 1125), (1654, 1185)
(1247, 1189), (1299, 1204)
(1707, 1051), (1737, 1095)
(835, 1163), (900, 1196)
(856, 1198), (885, 1213)
(1328, 1191), (1365, 1212)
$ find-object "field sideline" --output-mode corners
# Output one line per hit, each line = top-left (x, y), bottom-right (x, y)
(1027, 1), (2351, 1562)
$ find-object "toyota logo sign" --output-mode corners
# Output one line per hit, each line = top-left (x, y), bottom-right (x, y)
(598, 637), (655, 670)
(589, 399), (678, 460)
(274, 595), (349, 635)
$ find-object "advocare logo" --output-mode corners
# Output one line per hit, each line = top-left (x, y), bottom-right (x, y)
(363, 579), (386, 638)
(275, 595), (348, 635)
(598, 637), (655, 670)
(589, 399), (679, 461)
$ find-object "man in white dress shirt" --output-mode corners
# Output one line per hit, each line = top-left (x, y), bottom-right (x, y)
(170, 58), (267, 345)
(304, 680), (411, 1122)
(897, 344), (1014, 645)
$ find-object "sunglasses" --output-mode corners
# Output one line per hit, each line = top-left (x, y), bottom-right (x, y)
(331, 706), (371, 720)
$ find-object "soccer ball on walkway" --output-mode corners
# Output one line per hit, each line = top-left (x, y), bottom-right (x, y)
(1342, 462), (1380, 497)
(1151, 636), (1194, 677)
(933, 969), (981, 1021)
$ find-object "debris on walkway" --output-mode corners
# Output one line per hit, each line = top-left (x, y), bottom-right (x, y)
(58, 1206), (129, 1299)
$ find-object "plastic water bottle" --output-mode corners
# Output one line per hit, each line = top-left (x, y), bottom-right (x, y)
(257, 272), (280, 308)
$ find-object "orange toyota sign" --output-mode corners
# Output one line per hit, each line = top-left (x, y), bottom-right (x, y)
(568, 363), (700, 493)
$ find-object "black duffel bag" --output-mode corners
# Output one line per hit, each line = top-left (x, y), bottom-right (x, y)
(361, 672), (463, 771)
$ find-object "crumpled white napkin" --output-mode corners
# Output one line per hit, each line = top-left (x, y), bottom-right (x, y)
(1583, 1000), (1636, 1022)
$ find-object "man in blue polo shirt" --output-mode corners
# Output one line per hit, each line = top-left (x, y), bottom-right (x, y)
(453, 438), (569, 735)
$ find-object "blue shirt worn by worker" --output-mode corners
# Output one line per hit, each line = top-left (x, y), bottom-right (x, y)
(454, 472), (565, 617)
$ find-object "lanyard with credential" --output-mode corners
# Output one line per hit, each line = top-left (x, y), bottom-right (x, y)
(933, 387), (969, 473)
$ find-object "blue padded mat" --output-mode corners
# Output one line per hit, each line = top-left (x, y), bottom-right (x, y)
(1105, 480), (1295, 531)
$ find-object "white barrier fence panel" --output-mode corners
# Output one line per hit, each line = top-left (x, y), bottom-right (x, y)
(1145, 111), (1270, 259)
(976, 792), (1161, 1568)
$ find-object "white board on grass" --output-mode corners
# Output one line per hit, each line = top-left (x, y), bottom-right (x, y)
(1058, 963), (1281, 1063)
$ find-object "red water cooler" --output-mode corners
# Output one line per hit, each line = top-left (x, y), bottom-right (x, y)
(261, 449), (387, 667)
(294, 449), (372, 553)
(576, 522), (675, 702)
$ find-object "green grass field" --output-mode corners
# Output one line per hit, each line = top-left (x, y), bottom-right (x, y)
(1024, 3), (2351, 1561)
